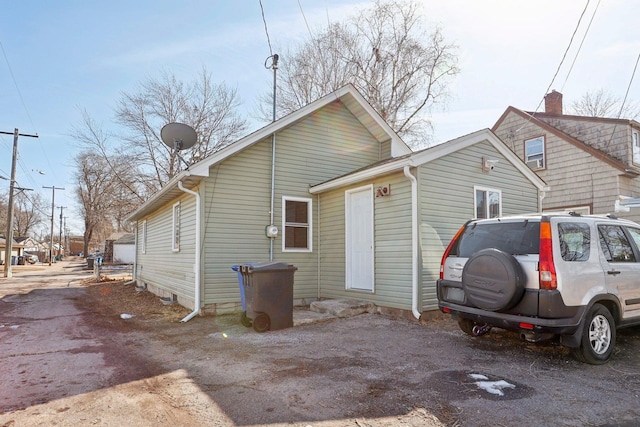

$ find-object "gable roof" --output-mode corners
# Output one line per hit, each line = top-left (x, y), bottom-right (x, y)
(127, 84), (411, 222)
(114, 233), (135, 245)
(310, 128), (547, 194)
(492, 106), (640, 176)
(0, 237), (24, 248)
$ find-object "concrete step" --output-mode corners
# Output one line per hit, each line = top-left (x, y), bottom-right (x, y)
(310, 299), (375, 318)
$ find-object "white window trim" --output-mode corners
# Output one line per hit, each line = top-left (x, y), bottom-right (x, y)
(525, 136), (545, 169)
(282, 196), (313, 253)
(632, 130), (640, 165)
(172, 202), (180, 252)
(141, 220), (147, 254)
(474, 186), (502, 219)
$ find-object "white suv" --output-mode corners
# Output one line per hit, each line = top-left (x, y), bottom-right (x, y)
(437, 213), (640, 364)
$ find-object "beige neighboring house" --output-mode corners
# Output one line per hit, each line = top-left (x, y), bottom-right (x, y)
(492, 90), (640, 223)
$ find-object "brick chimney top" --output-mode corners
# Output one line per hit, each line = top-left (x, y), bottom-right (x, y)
(544, 90), (563, 115)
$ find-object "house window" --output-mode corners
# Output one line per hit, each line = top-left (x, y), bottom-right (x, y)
(282, 196), (312, 252)
(525, 136), (545, 169)
(172, 202), (180, 252)
(474, 186), (502, 219)
(633, 130), (640, 164)
(141, 220), (147, 254)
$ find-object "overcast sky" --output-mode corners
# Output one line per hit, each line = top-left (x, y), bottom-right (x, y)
(1, 0), (638, 235)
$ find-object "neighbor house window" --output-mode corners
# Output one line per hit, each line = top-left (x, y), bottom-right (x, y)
(282, 196), (312, 252)
(172, 202), (180, 252)
(141, 220), (147, 254)
(633, 130), (640, 164)
(474, 186), (502, 219)
(525, 136), (545, 169)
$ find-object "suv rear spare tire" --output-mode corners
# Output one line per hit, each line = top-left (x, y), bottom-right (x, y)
(462, 248), (526, 311)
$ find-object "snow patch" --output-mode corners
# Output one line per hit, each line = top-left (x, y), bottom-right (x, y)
(469, 373), (488, 380)
(469, 373), (516, 396)
(120, 313), (135, 319)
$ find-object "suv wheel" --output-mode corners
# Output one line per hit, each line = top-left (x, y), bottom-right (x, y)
(571, 304), (616, 364)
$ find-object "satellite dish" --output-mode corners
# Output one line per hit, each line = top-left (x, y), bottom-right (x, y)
(161, 123), (197, 151)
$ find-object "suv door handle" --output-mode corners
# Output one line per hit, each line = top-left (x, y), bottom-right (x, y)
(607, 269), (621, 276)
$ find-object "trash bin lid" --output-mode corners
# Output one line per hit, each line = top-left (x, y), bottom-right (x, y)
(241, 261), (297, 272)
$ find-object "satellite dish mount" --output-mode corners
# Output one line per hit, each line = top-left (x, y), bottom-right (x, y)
(161, 123), (198, 169)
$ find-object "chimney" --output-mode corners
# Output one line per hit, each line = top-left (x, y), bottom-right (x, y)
(544, 90), (563, 115)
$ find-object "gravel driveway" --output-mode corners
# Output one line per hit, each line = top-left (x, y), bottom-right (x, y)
(1, 259), (640, 426)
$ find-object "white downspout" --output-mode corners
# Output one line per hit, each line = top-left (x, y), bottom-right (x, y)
(403, 166), (421, 320)
(178, 180), (202, 322)
(124, 223), (138, 286)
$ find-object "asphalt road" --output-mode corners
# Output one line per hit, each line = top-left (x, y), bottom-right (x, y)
(1, 259), (640, 427)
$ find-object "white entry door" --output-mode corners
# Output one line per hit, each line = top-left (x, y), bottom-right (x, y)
(346, 185), (374, 291)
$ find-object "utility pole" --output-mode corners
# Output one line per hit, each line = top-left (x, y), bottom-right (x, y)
(63, 216), (68, 257)
(43, 186), (64, 266)
(58, 206), (66, 258)
(2, 128), (38, 278)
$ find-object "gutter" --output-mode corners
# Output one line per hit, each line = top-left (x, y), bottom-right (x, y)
(124, 225), (138, 286)
(403, 166), (421, 320)
(178, 179), (202, 322)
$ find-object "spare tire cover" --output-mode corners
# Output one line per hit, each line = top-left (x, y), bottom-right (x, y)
(462, 248), (526, 312)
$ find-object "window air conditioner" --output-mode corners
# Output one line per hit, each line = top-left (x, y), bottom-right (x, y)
(527, 159), (544, 169)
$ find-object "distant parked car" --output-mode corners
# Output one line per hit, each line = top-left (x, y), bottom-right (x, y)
(23, 253), (38, 264)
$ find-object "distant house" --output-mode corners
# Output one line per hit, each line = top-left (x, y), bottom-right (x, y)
(68, 236), (84, 255)
(17, 237), (46, 253)
(0, 237), (24, 265)
(104, 232), (128, 263)
(127, 85), (546, 320)
(16, 237), (47, 262)
(493, 90), (640, 222)
(113, 233), (135, 264)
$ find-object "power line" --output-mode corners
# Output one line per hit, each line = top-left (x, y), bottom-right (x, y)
(258, 0), (273, 56)
(532, 0), (592, 115)
(604, 52), (640, 149)
(616, 53), (640, 120)
(298, 0), (315, 39)
(560, 0), (601, 93)
(0, 40), (37, 132)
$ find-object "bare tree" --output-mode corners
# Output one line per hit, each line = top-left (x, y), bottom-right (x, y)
(570, 89), (640, 119)
(269, 0), (459, 147)
(12, 191), (46, 238)
(70, 109), (148, 204)
(115, 67), (248, 190)
(74, 151), (120, 257)
(0, 190), (7, 238)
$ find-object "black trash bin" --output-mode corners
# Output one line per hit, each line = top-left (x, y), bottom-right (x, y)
(239, 261), (297, 333)
(17, 256), (25, 265)
(87, 257), (95, 270)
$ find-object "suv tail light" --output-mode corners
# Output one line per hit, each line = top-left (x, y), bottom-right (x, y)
(439, 224), (467, 279)
(539, 219), (557, 290)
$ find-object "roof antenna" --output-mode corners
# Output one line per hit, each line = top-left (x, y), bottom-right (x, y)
(265, 54), (279, 122)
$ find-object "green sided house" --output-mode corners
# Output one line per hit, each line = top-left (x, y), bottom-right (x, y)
(126, 84), (547, 322)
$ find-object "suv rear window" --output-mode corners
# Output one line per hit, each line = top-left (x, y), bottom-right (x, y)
(457, 221), (540, 257)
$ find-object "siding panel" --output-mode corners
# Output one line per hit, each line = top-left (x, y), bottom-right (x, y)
(201, 101), (387, 308)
